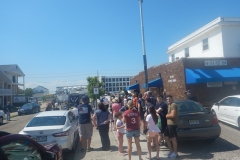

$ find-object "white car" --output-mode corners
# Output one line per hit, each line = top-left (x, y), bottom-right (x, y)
(211, 95), (240, 128)
(19, 110), (78, 151)
(0, 110), (5, 124)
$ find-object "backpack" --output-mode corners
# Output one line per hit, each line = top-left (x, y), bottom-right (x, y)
(139, 99), (146, 112)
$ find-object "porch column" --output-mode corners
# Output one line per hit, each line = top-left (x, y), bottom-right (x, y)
(23, 76), (25, 91)
(11, 83), (13, 105)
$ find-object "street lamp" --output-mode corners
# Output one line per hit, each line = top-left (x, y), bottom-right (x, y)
(138, 0), (149, 91)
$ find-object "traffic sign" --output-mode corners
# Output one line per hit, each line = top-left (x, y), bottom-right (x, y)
(93, 87), (99, 95)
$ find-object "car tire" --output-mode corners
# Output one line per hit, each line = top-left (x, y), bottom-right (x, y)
(206, 138), (216, 143)
(71, 134), (78, 151)
(0, 117), (3, 125)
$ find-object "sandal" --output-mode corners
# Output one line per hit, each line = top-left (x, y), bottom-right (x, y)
(119, 152), (125, 156)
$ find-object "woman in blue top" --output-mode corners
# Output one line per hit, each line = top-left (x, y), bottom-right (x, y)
(92, 102), (111, 151)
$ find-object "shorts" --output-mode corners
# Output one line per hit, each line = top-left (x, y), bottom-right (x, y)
(116, 132), (124, 139)
(140, 112), (145, 121)
(78, 123), (93, 138)
(148, 131), (158, 138)
(126, 130), (140, 139)
(160, 123), (167, 133)
(164, 125), (178, 139)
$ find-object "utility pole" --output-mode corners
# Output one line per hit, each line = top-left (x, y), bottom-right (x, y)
(139, 0), (149, 91)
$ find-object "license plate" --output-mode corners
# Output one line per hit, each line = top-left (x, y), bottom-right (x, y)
(35, 136), (47, 142)
(189, 120), (199, 125)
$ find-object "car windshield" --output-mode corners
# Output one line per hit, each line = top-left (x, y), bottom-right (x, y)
(22, 104), (32, 109)
(175, 101), (207, 113)
(26, 116), (66, 127)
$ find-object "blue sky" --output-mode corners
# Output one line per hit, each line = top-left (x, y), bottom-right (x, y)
(1, 0), (240, 93)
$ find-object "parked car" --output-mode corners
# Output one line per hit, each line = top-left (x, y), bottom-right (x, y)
(175, 100), (221, 142)
(211, 95), (240, 128)
(0, 131), (63, 160)
(0, 110), (5, 124)
(19, 110), (78, 151)
(18, 102), (40, 116)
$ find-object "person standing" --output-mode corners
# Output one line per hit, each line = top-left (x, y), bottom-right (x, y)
(102, 96), (110, 110)
(112, 98), (121, 130)
(164, 95), (179, 159)
(146, 106), (160, 160)
(185, 90), (198, 102)
(115, 111), (126, 156)
(78, 96), (93, 152)
(147, 91), (156, 107)
(155, 95), (168, 145)
(72, 104), (79, 118)
(4, 102), (11, 121)
(45, 103), (52, 111)
(92, 102), (111, 151)
(123, 100), (142, 160)
(137, 94), (146, 134)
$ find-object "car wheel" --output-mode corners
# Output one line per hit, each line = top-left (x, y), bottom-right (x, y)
(32, 109), (35, 114)
(0, 117), (3, 125)
(71, 134), (78, 151)
(206, 138), (216, 143)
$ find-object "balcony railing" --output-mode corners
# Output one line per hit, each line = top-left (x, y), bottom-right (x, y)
(0, 89), (13, 95)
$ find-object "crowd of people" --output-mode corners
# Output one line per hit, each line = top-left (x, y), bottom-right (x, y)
(74, 91), (183, 160)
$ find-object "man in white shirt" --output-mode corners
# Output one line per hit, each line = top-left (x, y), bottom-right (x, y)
(72, 104), (79, 118)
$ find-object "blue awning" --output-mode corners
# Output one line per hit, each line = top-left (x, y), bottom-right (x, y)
(185, 68), (240, 84)
(126, 83), (139, 90)
(142, 78), (163, 88)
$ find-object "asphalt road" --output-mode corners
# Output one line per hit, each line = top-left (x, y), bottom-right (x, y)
(0, 109), (74, 160)
(1, 113), (240, 160)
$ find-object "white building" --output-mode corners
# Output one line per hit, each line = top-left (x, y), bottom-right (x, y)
(167, 17), (240, 62)
(32, 86), (49, 101)
(0, 64), (25, 106)
(100, 76), (132, 93)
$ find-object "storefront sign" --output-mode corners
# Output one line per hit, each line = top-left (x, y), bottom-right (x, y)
(204, 60), (227, 66)
(207, 82), (222, 87)
(224, 81), (238, 85)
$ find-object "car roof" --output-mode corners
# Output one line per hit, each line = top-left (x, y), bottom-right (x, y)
(35, 111), (69, 117)
(226, 95), (240, 98)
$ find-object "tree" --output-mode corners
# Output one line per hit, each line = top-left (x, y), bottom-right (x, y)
(25, 88), (33, 97)
(17, 87), (24, 94)
(87, 76), (104, 100)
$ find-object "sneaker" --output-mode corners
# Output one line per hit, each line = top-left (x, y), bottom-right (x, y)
(169, 152), (178, 159)
(164, 151), (173, 157)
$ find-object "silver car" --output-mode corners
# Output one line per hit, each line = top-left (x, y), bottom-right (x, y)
(19, 110), (78, 151)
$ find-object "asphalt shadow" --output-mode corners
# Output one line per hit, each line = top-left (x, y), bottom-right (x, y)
(219, 121), (240, 131)
(177, 137), (239, 159)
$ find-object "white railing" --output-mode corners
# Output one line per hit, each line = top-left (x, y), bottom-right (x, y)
(0, 89), (12, 94)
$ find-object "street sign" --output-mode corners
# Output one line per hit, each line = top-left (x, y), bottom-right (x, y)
(93, 87), (99, 95)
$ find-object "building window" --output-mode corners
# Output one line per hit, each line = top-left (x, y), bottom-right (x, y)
(123, 78), (125, 81)
(185, 48), (189, 57)
(112, 78), (115, 82)
(116, 78), (119, 82)
(106, 88), (108, 91)
(171, 54), (175, 62)
(106, 79), (108, 82)
(106, 83), (108, 87)
(126, 78), (129, 81)
(116, 83), (119, 86)
(127, 82), (129, 86)
(119, 78), (122, 81)
(109, 83), (112, 87)
(12, 76), (16, 83)
(109, 88), (112, 91)
(108, 78), (111, 82)
(113, 83), (115, 87)
(123, 82), (126, 86)
(120, 87), (123, 91)
(113, 88), (115, 91)
(203, 38), (209, 51)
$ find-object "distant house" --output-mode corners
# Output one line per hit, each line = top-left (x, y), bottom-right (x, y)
(32, 86), (49, 101)
(0, 64), (25, 106)
(167, 17), (240, 62)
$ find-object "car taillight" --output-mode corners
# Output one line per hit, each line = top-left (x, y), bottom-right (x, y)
(212, 115), (218, 124)
(52, 131), (69, 137)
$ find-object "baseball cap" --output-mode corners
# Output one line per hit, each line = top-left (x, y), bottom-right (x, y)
(82, 96), (89, 102)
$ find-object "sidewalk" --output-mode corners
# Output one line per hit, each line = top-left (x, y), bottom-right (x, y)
(73, 128), (171, 160)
